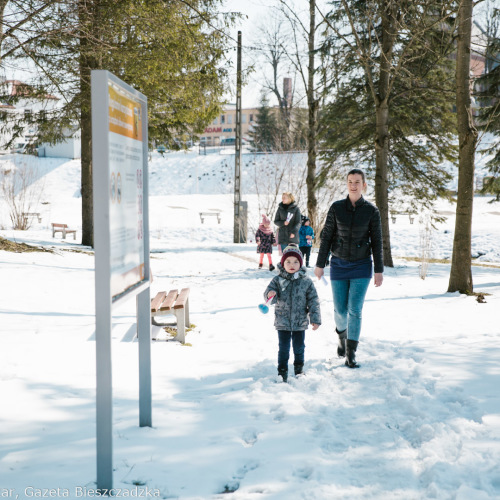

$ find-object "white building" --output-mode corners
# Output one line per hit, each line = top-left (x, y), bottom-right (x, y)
(0, 79), (81, 159)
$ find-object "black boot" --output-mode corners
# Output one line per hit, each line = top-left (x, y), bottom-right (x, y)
(294, 363), (304, 376)
(278, 367), (288, 382)
(336, 328), (347, 358)
(269, 264), (275, 271)
(345, 339), (359, 368)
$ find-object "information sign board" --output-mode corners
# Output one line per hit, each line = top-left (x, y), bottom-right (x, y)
(92, 70), (152, 493)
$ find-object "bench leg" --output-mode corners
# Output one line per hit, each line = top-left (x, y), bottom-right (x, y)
(62, 229), (67, 239)
(185, 297), (190, 327)
(175, 308), (186, 343)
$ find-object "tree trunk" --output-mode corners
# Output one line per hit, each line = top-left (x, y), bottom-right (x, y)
(80, 84), (93, 248)
(448, 0), (477, 293)
(306, 0), (318, 231)
(374, 0), (395, 268)
(79, 0), (96, 248)
(375, 100), (393, 267)
(0, 1), (8, 60)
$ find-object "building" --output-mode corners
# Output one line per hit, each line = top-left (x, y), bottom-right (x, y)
(40, 128), (81, 159)
(198, 105), (260, 146)
(0, 79), (60, 153)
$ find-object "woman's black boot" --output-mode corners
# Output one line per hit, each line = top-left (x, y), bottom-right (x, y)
(345, 339), (359, 368)
(336, 328), (347, 357)
(294, 363), (304, 376)
(278, 367), (288, 382)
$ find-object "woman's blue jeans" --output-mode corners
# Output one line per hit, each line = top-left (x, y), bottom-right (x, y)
(277, 330), (305, 370)
(331, 278), (371, 341)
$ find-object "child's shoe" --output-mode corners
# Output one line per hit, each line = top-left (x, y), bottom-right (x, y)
(258, 263), (263, 269)
(269, 264), (275, 271)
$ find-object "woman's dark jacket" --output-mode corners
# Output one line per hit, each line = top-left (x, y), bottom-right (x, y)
(274, 202), (301, 245)
(316, 196), (384, 273)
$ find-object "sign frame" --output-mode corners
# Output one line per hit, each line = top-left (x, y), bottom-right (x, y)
(92, 70), (152, 493)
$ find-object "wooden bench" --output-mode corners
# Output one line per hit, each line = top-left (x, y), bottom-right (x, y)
(150, 288), (190, 343)
(51, 223), (77, 240)
(199, 211), (221, 224)
(390, 212), (415, 224)
(23, 212), (42, 223)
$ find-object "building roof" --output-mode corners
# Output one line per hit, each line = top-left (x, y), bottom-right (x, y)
(3, 79), (59, 100)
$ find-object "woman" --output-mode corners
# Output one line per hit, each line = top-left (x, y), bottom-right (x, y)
(314, 169), (383, 368)
(274, 192), (301, 252)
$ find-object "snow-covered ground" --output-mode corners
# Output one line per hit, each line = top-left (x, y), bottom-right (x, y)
(0, 152), (499, 500)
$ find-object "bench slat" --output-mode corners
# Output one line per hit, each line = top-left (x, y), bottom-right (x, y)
(150, 291), (166, 313)
(174, 288), (190, 309)
(159, 289), (178, 312)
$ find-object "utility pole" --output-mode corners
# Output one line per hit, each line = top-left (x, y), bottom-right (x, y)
(234, 30), (243, 243)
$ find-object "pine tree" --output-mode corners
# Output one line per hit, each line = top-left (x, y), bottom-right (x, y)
(477, 7), (500, 200)
(12, 0), (233, 246)
(319, 0), (458, 267)
(250, 94), (281, 152)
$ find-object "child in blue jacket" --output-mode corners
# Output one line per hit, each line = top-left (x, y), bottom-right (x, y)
(299, 217), (314, 267)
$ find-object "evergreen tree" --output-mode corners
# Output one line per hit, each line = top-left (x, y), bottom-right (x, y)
(477, 7), (500, 201)
(250, 94), (281, 152)
(10, 0), (233, 246)
(319, 0), (458, 267)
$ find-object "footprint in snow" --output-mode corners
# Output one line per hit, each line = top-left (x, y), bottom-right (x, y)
(240, 428), (259, 447)
(270, 404), (286, 422)
(293, 465), (314, 480)
(219, 461), (260, 494)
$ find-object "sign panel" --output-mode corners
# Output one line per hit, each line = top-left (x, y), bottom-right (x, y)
(107, 83), (146, 299)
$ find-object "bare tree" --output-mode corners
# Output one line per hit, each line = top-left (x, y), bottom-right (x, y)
(249, 148), (342, 239)
(251, 16), (294, 128)
(275, 0), (327, 234)
(0, 156), (44, 230)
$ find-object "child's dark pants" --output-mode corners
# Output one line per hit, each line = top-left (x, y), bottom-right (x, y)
(299, 246), (312, 266)
(277, 330), (305, 370)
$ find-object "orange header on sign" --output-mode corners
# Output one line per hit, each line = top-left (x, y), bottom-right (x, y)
(108, 84), (143, 141)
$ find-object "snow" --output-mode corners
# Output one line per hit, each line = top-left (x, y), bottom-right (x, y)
(0, 150), (499, 500)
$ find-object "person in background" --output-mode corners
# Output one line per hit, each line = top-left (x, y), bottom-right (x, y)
(314, 169), (383, 368)
(274, 192), (301, 252)
(299, 217), (315, 268)
(264, 245), (321, 382)
(255, 214), (276, 271)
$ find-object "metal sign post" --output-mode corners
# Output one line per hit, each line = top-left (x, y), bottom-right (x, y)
(92, 70), (151, 492)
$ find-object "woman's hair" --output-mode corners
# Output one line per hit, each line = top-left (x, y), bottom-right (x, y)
(282, 192), (295, 203)
(347, 168), (366, 183)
